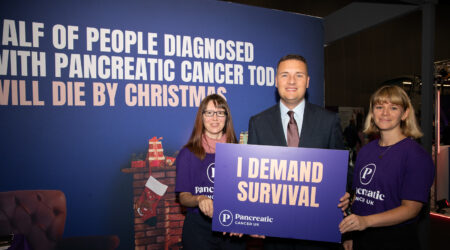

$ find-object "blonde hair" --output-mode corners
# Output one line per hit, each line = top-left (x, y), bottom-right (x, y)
(363, 85), (423, 138)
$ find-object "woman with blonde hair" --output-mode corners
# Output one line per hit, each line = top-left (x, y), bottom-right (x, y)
(175, 94), (245, 250)
(339, 85), (434, 250)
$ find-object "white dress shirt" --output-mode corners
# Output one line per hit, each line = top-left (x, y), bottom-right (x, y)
(280, 101), (305, 144)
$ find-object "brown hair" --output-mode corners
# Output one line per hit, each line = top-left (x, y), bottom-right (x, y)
(277, 54), (308, 72)
(363, 85), (423, 138)
(185, 94), (237, 159)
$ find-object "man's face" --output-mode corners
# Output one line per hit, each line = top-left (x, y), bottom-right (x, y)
(275, 59), (310, 109)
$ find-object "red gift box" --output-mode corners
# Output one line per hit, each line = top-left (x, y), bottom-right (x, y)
(148, 136), (165, 167)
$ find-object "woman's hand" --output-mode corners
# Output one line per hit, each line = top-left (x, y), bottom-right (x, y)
(179, 192), (214, 217)
(339, 200), (423, 234)
(197, 195), (213, 218)
(222, 232), (265, 238)
(339, 214), (368, 233)
(338, 192), (351, 215)
(223, 232), (244, 237)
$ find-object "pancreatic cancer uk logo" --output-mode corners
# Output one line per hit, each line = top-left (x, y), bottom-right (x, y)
(360, 163), (376, 185)
(219, 210), (233, 226)
(207, 162), (215, 183)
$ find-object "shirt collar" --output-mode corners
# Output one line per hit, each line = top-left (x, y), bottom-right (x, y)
(280, 100), (305, 117)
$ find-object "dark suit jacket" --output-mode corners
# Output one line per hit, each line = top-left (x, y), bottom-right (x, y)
(248, 102), (344, 150)
(247, 102), (347, 249)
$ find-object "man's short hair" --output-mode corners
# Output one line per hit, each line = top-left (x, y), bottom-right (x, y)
(277, 54), (308, 71)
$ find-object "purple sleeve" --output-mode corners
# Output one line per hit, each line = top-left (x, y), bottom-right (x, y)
(175, 148), (193, 193)
(400, 145), (435, 203)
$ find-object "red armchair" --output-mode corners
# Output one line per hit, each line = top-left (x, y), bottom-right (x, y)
(0, 190), (119, 250)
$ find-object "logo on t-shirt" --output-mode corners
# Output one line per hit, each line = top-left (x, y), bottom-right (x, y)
(207, 162), (215, 183)
(360, 163), (376, 185)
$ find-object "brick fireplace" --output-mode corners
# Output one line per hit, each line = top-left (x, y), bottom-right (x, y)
(122, 164), (184, 250)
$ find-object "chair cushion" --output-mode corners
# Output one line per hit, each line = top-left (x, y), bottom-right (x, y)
(0, 190), (67, 250)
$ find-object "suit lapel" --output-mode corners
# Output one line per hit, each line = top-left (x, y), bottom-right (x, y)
(269, 105), (287, 146)
(299, 102), (315, 147)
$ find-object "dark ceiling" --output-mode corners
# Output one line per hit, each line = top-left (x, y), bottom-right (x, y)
(221, 0), (444, 18)
(220, 0), (450, 110)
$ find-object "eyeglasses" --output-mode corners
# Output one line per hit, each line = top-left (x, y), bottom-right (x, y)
(203, 110), (227, 117)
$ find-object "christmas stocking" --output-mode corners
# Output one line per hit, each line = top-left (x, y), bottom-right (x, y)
(136, 176), (168, 226)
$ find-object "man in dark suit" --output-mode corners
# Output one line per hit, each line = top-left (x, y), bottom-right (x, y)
(248, 54), (349, 250)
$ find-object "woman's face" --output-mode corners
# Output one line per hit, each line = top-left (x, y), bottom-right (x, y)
(372, 101), (408, 133)
(202, 101), (227, 139)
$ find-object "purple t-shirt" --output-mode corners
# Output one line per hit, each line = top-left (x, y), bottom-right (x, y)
(351, 138), (434, 219)
(175, 147), (215, 213)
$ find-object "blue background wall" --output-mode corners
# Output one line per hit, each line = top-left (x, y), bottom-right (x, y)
(0, 0), (324, 248)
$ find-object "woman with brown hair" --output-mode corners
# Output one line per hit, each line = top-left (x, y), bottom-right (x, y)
(339, 85), (435, 250)
(175, 94), (245, 250)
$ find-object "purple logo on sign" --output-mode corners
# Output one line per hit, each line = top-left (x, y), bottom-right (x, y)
(360, 163), (376, 185)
